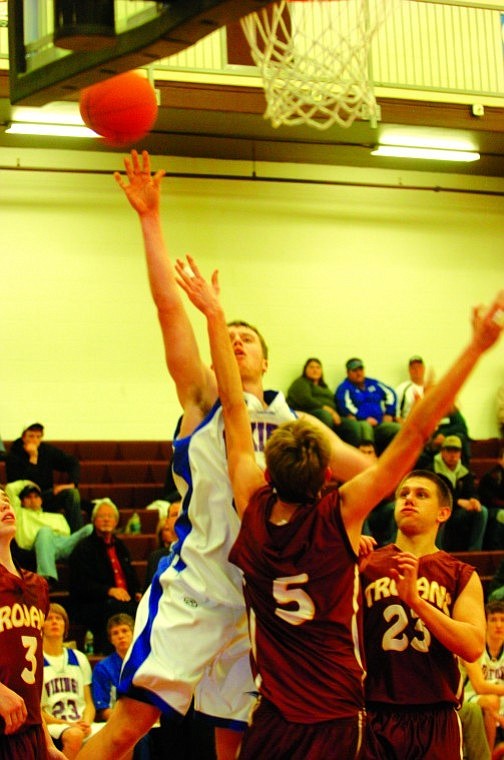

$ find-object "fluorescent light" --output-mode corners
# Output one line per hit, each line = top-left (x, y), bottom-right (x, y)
(5, 122), (100, 138)
(371, 145), (480, 162)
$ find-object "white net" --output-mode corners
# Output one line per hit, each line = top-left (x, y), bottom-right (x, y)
(240, 0), (392, 130)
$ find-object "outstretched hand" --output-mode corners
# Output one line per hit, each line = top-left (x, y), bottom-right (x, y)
(114, 149), (166, 216)
(472, 291), (504, 350)
(175, 255), (221, 317)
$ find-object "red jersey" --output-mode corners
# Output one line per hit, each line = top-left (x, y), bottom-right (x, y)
(360, 545), (474, 706)
(229, 485), (365, 724)
(0, 564), (49, 734)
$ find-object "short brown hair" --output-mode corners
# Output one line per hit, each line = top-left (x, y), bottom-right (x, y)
(395, 470), (453, 511)
(106, 613), (135, 637)
(486, 601), (504, 618)
(48, 603), (69, 639)
(227, 320), (268, 360)
(265, 419), (330, 503)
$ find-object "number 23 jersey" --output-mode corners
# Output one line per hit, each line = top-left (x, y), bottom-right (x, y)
(360, 545), (475, 706)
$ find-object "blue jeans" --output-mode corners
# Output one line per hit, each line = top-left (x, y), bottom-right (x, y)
(34, 523), (92, 580)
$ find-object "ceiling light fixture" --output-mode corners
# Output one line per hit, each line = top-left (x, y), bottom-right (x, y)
(5, 122), (100, 138)
(371, 145), (480, 162)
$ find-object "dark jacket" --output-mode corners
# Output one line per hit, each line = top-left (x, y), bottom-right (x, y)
(6, 438), (80, 491)
(69, 529), (139, 602)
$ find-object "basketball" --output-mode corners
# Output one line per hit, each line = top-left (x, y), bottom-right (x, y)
(79, 71), (158, 146)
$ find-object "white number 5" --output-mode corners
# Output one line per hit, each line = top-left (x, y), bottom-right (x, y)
(273, 574), (315, 626)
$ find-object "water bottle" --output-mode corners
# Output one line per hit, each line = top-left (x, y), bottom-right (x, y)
(126, 511), (141, 534)
(84, 630), (94, 655)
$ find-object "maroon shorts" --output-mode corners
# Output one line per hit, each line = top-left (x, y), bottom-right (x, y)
(362, 704), (462, 760)
(0, 724), (48, 760)
(238, 697), (365, 760)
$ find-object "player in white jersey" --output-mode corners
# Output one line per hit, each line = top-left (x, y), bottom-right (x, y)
(41, 604), (103, 758)
(77, 150), (369, 760)
(461, 600), (504, 751)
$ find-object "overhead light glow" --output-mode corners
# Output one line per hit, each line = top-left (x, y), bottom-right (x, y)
(371, 145), (480, 162)
(5, 122), (100, 138)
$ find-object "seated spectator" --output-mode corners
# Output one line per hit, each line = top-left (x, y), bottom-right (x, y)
(417, 406), (471, 467)
(144, 501), (181, 590)
(498, 385), (504, 438)
(286, 358), (360, 446)
(458, 701), (491, 760)
(429, 435), (488, 551)
(92, 614), (150, 759)
(395, 355), (427, 422)
(487, 554), (504, 603)
(460, 601), (504, 753)
(479, 451), (504, 550)
(335, 357), (400, 453)
(68, 499), (140, 654)
(4, 482), (91, 585)
(359, 443), (396, 547)
(42, 603), (104, 758)
(6, 422), (83, 531)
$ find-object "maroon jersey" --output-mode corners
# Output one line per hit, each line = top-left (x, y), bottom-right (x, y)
(360, 545), (474, 706)
(0, 564), (49, 734)
(229, 485), (365, 723)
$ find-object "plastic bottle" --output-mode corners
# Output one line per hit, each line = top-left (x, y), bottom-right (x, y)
(126, 511), (142, 534)
(84, 630), (94, 655)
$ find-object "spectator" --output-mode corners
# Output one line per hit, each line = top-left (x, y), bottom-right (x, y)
(41, 603), (103, 758)
(418, 406), (472, 467)
(0, 486), (65, 759)
(395, 355), (427, 422)
(6, 422), (83, 532)
(68, 499), (140, 654)
(335, 357), (400, 453)
(4, 482), (91, 585)
(479, 451), (504, 550)
(359, 443), (396, 547)
(286, 358), (360, 446)
(144, 501), (181, 590)
(460, 600), (504, 752)
(487, 551), (504, 602)
(91, 614), (150, 759)
(498, 385), (504, 437)
(430, 435), (488, 551)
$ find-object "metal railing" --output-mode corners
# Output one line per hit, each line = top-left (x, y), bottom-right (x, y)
(1, 1), (503, 103)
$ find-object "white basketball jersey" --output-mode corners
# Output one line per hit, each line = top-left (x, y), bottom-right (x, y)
(165, 390), (296, 608)
(42, 648), (91, 722)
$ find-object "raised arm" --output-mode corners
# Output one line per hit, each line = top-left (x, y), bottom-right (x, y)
(114, 150), (216, 418)
(175, 256), (265, 517)
(341, 292), (504, 544)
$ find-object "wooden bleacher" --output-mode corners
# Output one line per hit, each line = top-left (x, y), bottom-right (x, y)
(1, 437), (502, 644)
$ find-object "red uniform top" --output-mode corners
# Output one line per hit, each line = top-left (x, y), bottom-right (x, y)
(0, 564), (49, 734)
(360, 545), (474, 707)
(229, 485), (365, 724)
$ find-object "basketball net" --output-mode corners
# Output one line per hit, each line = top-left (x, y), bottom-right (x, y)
(240, 0), (392, 130)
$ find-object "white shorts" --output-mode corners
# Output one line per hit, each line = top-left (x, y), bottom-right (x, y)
(119, 564), (255, 727)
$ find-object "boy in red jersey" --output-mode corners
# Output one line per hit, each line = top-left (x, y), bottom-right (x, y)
(176, 258), (503, 760)
(360, 470), (485, 759)
(0, 487), (65, 760)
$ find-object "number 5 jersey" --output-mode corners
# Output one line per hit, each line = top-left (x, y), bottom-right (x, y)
(360, 545), (475, 706)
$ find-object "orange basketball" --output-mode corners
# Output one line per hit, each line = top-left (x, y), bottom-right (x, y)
(79, 71), (158, 146)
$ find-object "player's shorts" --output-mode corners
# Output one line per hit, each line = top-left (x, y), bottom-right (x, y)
(0, 724), (48, 760)
(119, 565), (255, 728)
(362, 703), (463, 760)
(238, 697), (365, 760)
